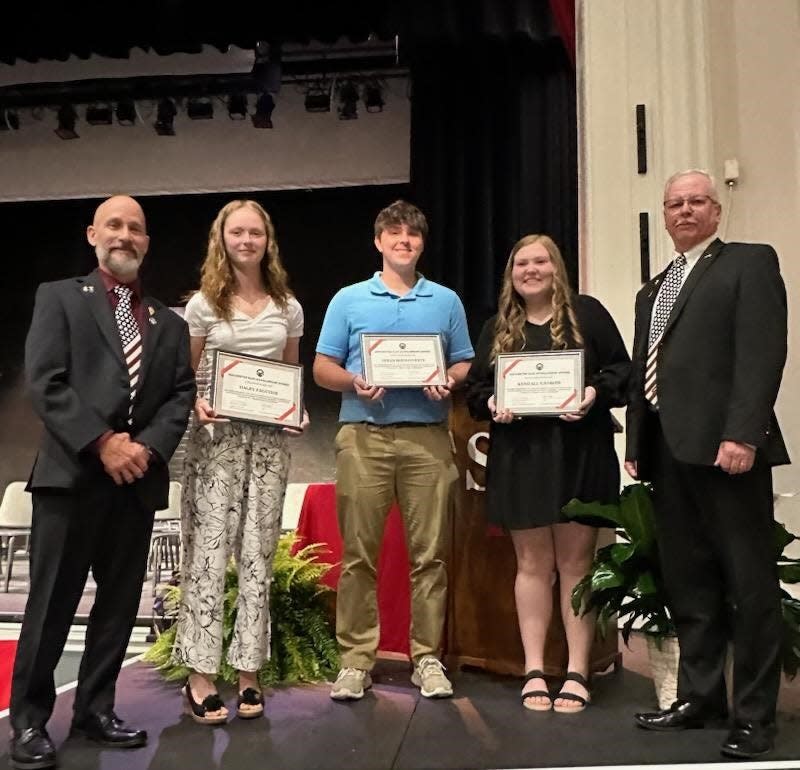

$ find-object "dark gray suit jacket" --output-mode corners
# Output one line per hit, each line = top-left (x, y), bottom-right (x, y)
(626, 239), (789, 478)
(25, 268), (196, 511)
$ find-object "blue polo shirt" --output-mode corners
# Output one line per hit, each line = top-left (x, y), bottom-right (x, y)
(316, 272), (474, 424)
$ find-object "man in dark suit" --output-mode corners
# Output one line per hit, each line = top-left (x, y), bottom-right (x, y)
(625, 170), (789, 759)
(9, 196), (196, 770)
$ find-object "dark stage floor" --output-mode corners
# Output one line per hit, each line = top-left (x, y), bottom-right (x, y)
(1, 658), (799, 770)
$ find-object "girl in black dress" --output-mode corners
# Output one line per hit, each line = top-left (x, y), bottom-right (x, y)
(466, 235), (630, 713)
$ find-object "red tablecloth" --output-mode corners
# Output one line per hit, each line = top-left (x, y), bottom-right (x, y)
(0, 640), (16, 710)
(291, 483), (411, 657)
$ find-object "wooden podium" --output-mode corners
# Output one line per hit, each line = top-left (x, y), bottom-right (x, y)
(445, 392), (619, 676)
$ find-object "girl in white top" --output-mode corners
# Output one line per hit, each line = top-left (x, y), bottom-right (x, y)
(172, 200), (308, 724)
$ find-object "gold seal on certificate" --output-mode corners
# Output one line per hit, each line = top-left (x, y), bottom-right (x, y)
(360, 333), (447, 388)
(494, 350), (584, 416)
(209, 350), (304, 429)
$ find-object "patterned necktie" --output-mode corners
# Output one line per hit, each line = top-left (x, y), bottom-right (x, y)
(113, 285), (142, 421)
(645, 253), (686, 406)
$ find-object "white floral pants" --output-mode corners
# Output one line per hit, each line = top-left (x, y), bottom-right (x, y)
(172, 421), (290, 674)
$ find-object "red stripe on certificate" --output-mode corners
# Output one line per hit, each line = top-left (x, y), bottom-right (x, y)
(558, 391), (577, 409)
(502, 359), (521, 378)
(220, 360), (240, 376)
(368, 339), (384, 353)
(277, 404), (297, 421)
(424, 368), (440, 383)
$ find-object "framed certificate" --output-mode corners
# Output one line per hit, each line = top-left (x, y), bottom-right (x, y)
(494, 350), (584, 416)
(209, 350), (304, 429)
(360, 333), (447, 388)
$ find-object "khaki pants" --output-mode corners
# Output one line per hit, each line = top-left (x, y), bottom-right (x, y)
(334, 422), (458, 669)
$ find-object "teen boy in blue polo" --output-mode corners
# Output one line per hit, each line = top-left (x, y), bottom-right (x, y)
(314, 200), (474, 701)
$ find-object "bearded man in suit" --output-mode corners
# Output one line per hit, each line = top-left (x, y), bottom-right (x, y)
(625, 169), (789, 760)
(9, 196), (195, 770)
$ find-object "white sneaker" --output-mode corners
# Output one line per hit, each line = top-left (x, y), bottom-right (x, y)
(411, 656), (453, 698)
(330, 667), (372, 700)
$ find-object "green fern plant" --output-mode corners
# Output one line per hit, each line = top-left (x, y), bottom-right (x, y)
(144, 533), (340, 686)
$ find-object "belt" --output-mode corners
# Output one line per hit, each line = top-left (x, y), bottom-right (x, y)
(353, 421), (438, 428)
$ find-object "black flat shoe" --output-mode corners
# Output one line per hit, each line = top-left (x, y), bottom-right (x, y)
(9, 727), (56, 770)
(635, 700), (727, 731)
(720, 722), (776, 759)
(182, 683), (228, 725)
(236, 687), (265, 719)
(70, 711), (147, 748)
(553, 671), (591, 713)
(520, 669), (552, 712)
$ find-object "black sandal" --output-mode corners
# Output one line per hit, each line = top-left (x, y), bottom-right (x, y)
(521, 669), (552, 712)
(182, 683), (228, 725)
(553, 672), (591, 713)
(236, 687), (264, 719)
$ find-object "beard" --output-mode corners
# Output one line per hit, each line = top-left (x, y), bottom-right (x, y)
(96, 245), (142, 281)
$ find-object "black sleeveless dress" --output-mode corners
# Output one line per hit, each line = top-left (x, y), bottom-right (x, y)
(465, 295), (631, 530)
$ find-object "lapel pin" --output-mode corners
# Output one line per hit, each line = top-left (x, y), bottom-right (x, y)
(702, 252), (712, 260)
(82, 285), (94, 293)
(149, 317), (157, 326)
(148, 305), (155, 316)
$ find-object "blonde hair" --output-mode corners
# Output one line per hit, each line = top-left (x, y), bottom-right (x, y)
(196, 200), (292, 321)
(490, 234), (583, 361)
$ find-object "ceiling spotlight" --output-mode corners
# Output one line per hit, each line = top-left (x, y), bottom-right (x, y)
(228, 93), (248, 120)
(187, 97), (214, 120)
(154, 98), (177, 136)
(252, 92), (275, 129)
(116, 99), (137, 126)
(55, 104), (78, 140)
(0, 108), (19, 131)
(337, 81), (359, 121)
(363, 81), (385, 113)
(85, 103), (113, 125)
(304, 82), (331, 113)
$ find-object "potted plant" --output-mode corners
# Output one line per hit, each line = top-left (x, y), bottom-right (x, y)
(564, 482), (800, 708)
(144, 533), (340, 686)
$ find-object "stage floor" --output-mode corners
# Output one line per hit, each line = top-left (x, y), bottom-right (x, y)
(1, 658), (799, 770)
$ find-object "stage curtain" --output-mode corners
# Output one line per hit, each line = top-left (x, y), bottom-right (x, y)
(0, 640), (16, 710)
(408, 33), (578, 337)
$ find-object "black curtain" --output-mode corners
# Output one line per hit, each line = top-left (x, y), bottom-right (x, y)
(408, 33), (577, 337)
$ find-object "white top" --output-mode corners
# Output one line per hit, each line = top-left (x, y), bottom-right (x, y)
(185, 291), (304, 390)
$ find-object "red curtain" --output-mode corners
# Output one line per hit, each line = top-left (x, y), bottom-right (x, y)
(0, 640), (17, 711)
(549, 0), (576, 66)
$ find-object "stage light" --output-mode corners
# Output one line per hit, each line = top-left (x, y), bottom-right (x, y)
(154, 98), (177, 136)
(251, 92), (275, 129)
(337, 81), (359, 120)
(116, 99), (137, 126)
(55, 104), (78, 140)
(187, 97), (213, 120)
(304, 82), (331, 113)
(85, 103), (113, 125)
(228, 93), (248, 120)
(0, 108), (19, 131)
(363, 81), (385, 113)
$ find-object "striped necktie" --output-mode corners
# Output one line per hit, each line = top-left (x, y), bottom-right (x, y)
(644, 253), (686, 407)
(113, 285), (142, 422)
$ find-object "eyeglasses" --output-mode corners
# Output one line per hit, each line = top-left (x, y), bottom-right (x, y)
(663, 195), (717, 212)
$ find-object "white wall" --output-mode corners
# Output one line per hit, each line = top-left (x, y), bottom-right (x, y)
(578, 0), (800, 499)
(0, 48), (410, 201)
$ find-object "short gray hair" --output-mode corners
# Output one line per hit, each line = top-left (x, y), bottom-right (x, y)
(664, 168), (719, 202)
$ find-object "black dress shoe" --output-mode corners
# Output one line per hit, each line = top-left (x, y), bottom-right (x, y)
(720, 722), (776, 759)
(635, 700), (727, 731)
(9, 727), (57, 770)
(70, 711), (147, 748)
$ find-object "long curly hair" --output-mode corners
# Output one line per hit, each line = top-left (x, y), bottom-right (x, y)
(490, 234), (583, 361)
(196, 200), (292, 320)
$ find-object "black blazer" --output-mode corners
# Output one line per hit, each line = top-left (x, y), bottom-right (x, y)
(626, 239), (789, 478)
(25, 268), (196, 511)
